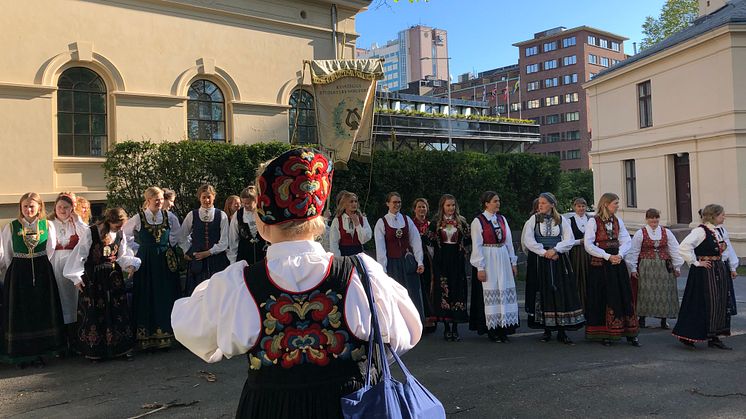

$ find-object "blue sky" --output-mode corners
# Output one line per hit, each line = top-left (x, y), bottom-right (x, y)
(356, 0), (668, 77)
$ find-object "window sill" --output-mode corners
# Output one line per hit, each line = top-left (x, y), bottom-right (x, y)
(54, 156), (107, 163)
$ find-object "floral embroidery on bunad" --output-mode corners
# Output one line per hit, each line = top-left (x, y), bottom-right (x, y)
(249, 289), (366, 370)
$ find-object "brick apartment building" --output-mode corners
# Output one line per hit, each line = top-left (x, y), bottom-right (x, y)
(447, 65), (522, 118)
(514, 26), (628, 170)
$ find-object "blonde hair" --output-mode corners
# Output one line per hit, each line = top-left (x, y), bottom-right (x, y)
(276, 216), (327, 239)
(196, 184), (217, 199)
(335, 191), (361, 218)
(700, 204), (724, 225)
(224, 195), (241, 219)
(240, 186), (257, 201)
(48, 192), (77, 221)
(537, 194), (562, 225)
(596, 192), (620, 221)
(18, 192), (46, 221)
(142, 186), (164, 210)
(75, 196), (91, 224)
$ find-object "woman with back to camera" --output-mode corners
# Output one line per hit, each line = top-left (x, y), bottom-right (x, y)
(172, 148), (422, 418)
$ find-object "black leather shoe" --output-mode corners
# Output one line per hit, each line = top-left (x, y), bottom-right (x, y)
(557, 333), (574, 345)
(627, 337), (641, 347)
(679, 338), (696, 349)
(540, 332), (552, 343)
(660, 318), (669, 329)
(451, 325), (461, 342)
(708, 339), (732, 350)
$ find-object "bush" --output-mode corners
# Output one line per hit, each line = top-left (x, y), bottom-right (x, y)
(104, 141), (562, 227)
(555, 170), (594, 213)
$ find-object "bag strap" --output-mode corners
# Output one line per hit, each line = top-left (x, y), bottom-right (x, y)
(351, 255), (415, 381)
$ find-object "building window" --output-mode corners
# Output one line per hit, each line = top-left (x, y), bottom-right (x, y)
(543, 41), (557, 52)
(611, 59), (621, 66)
(563, 73), (578, 84)
(544, 77), (559, 88)
(600, 57), (610, 67)
(548, 151), (561, 159)
(562, 55), (577, 66)
(588, 54), (598, 65)
(288, 88), (317, 144)
(510, 103), (521, 111)
(526, 46), (538, 56)
(611, 41), (621, 52)
(187, 80), (226, 142)
(565, 112), (580, 122)
(599, 39), (609, 49)
(638, 80), (652, 128)
(565, 149), (581, 160)
(57, 67), (107, 156)
(624, 159), (637, 208)
(588, 73), (597, 81)
(526, 63), (539, 74)
(562, 36), (576, 48)
(544, 133), (561, 143)
(588, 35), (596, 46)
(564, 92), (579, 103)
(545, 96), (560, 106)
(526, 81), (540, 91)
(543, 59), (558, 70)
(564, 130), (581, 140)
(527, 99), (541, 109)
(545, 114), (561, 125)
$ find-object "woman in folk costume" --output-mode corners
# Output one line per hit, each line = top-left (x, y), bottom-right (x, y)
(673, 204), (738, 349)
(227, 186), (267, 265)
(429, 194), (471, 341)
(224, 195), (241, 223)
(625, 209), (684, 330)
(329, 191), (372, 257)
(1, 192), (64, 365)
(172, 148), (422, 419)
(583, 192), (640, 346)
(412, 198), (436, 332)
(469, 191), (519, 343)
(568, 197), (591, 308)
(522, 193), (585, 344)
(374, 192), (426, 320)
(123, 186), (182, 350)
(65, 208), (141, 360)
(180, 184), (230, 296)
(48, 192), (90, 346)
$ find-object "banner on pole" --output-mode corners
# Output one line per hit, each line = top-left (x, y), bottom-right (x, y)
(309, 59), (383, 168)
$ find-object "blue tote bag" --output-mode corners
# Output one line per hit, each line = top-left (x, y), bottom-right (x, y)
(341, 256), (446, 419)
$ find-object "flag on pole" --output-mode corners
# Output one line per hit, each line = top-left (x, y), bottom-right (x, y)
(482, 85), (487, 102)
(513, 79), (520, 93)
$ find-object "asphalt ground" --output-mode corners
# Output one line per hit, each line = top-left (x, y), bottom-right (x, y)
(2, 275), (746, 419)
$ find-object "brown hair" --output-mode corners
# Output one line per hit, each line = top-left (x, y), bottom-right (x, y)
(645, 208), (661, 219)
(700, 204), (724, 225)
(162, 188), (176, 201)
(196, 184), (217, 200)
(595, 192), (620, 221)
(412, 198), (429, 215)
(142, 186), (164, 210)
(240, 185), (257, 201)
(98, 207), (128, 237)
(48, 192), (77, 221)
(224, 195), (241, 219)
(18, 192), (46, 221)
(434, 194), (467, 228)
(479, 191), (498, 210)
(386, 191), (401, 203)
(75, 196), (91, 224)
(335, 191), (361, 218)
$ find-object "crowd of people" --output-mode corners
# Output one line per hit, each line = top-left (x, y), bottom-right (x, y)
(0, 158), (741, 370)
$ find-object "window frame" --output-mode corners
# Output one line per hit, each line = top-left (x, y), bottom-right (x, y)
(638, 80), (653, 128)
(624, 159), (637, 208)
(56, 66), (108, 157)
(288, 88), (318, 144)
(187, 79), (227, 142)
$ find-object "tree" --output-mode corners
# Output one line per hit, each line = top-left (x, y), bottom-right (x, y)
(640, 0), (698, 50)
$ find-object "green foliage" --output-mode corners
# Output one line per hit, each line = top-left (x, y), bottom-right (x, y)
(105, 142), (563, 228)
(104, 141), (293, 218)
(376, 108), (536, 125)
(640, 0), (698, 50)
(555, 170), (595, 213)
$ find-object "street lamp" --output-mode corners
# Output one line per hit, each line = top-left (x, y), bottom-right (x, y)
(421, 56), (453, 151)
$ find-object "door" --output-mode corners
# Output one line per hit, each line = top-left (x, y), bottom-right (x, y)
(674, 153), (692, 224)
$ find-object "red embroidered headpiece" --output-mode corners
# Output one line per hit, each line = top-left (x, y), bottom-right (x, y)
(256, 148), (333, 225)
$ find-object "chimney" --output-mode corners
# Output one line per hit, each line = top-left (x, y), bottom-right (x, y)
(699, 0), (728, 17)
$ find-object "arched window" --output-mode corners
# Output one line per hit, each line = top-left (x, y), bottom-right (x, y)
(288, 89), (317, 144)
(57, 67), (107, 156)
(187, 80), (226, 142)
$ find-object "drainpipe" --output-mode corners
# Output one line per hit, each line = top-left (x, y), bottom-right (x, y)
(331, 4), (338, 59)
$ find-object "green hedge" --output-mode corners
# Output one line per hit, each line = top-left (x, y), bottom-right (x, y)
(104, 141), (577, 226)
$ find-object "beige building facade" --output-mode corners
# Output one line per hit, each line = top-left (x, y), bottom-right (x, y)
(0, 0), (368, 218)
(584, 0), (746, 257)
